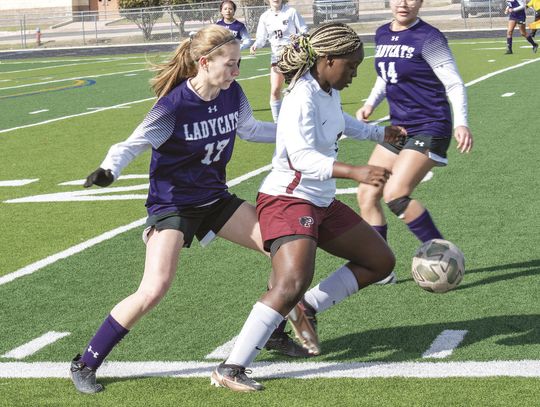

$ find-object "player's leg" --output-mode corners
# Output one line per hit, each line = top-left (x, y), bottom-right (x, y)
(269, 65), (285, 122)
(216, 200), (312, 357)
(383, 148), (440, 242)
(506, 19), (517, 53)
(71, 228), (184, 393)
(519, 22), (539, 50)
(212, 237), (317, 391)
(357, 144), (398, 241)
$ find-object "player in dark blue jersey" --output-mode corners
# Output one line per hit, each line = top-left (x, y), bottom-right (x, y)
(504, 0), (538, 53)
(69, 25), (311, 395)
(215, 0), (251, 50)
(355, 0), (474, 284)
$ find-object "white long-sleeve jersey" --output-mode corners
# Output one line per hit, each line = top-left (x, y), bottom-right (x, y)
(252, 4), (308, 63)
(259, 72), (385, 208)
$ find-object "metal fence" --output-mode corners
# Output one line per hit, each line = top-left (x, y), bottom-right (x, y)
(0, 0), (524, 50)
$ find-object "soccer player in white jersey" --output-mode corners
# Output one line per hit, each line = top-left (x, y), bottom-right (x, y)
(69, 25), (314, 395)
(250, 0), (307, 122)
(211, 23), (406, 392)
(355, 0), (474, 284)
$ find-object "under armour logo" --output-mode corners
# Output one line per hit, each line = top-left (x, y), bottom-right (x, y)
(299, 216), (314, 228)
(391, 36), (399, 41)
(208, 105), (217, 113)
(87, 345), (99, 359)
(415, 140), (425, 147)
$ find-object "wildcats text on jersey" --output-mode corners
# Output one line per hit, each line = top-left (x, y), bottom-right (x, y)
(375, 44), (415, 59)
(183, 112), (239, 141)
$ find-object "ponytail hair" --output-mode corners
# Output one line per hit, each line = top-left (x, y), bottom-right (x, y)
(277, 23), (363, 92)
(150, 25), (238, 98)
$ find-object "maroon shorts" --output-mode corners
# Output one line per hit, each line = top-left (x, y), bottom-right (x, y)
(256, 193), (363, 252)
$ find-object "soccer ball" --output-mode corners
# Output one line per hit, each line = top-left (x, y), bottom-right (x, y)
(411, 239), (465, 293)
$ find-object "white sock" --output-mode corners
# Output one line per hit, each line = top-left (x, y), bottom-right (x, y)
(304, 265), (359, 313)
(225, 302), (283, 367)
(270, 99), (282, 123)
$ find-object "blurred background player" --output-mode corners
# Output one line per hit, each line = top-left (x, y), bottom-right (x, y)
(215, 0), (251, 51)
(249, 0), (307, 122)
(70, 25), (312, 395)
(211, 23), (406, 392)
(355, 0), (474, 284)
(526, 0), (540, 37)
(504, 0), (538, 53)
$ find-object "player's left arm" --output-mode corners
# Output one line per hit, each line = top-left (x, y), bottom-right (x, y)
(424, 33), (473, 153)
(236, 87), (276, 142)
(510, 0), (526, 12)
(292, 9), (308, 34)
(239, 23), (252, 50)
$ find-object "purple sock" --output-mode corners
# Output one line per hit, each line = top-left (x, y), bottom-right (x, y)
(507, 37), (513, 49)
(81, 314), (129, 370)
(406, 210), (443, 243)
(372, 224), (388, 241)
(526, 35), (537, 46)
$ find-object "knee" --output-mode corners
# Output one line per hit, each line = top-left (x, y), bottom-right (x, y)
(271, 278), (310, 310)
(357, 183), (382, 208)
(136, 283), (170, 311)
(385, 195), (412, 218)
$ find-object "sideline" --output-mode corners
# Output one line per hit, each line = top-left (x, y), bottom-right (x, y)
(1, 360), (539, 378)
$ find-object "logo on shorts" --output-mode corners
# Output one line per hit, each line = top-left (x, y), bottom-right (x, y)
(299, 216), (314, 228)
(415, 140), (425, 147)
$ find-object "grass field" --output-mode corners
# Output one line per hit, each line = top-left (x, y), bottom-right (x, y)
(0, 37), (539, 406)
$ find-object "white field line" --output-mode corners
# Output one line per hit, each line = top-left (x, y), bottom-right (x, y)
(1, 360), (539, 379)
(0, 219), (146, 286)
(59, 173), (148, 186)
(0, 71), (271, 135)
(1, 332), (70, 360)
(502, 92), (515, 97)
(0, 56), (143, 65)
(205, 336), (237, 359)
(0, 166), (272, 286)
(422, 330), (468, 359)
(0, 68), (147, 91)
(0, 179), (39, 187)
(29, 109), (49, 115)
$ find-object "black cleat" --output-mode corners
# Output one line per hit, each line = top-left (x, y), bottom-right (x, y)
(533, 44), (538, 53)
(265, 329), (315, 357)
(505, 48), (513, 54)
(70, 354), (103, 394)
(211, 363), (263, 392)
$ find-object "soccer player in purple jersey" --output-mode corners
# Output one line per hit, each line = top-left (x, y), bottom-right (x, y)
(69, 25), (313, 395)
(504, 0), (538, 53)
(215, 1), (251, 50)
(355, 0), (474, 284)
(211, 23), (406, 392)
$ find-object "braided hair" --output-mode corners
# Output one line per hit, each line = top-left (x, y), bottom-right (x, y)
(277, 23), (363, 92)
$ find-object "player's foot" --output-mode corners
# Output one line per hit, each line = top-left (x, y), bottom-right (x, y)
(70, 354), (103, 394)
(374, 271), (397, 285)
(505, 47), (513, 54)
(533, 43), (538, 53)
(288, 300), (320, 355)
(210, 363), (263, 392)
(265, 329), (314, 357)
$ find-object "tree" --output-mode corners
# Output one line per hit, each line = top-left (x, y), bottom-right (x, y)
(166, 0), (219, 37)
(118, 0), (164, 40)
(238, 0), (265, 33)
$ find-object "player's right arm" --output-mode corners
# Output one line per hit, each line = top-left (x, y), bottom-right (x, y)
(356, 76), (386, 121)
(250, 12), (269, 54)
(84, 101), (175, 187)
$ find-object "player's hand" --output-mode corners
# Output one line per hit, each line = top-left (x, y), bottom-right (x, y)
(350, 165), (391, 187)
(250, 44), (257, 55)
(453, 126), (473, 153)
(356, 104), (374, 121)
(505, 6), (510, 14)
(383, 125), (407, 144)
(84, 168), (114, 188)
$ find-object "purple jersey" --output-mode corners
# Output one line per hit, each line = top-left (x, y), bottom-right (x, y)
(215, 19), (248, 41)
(506, 0), (527, 20)
(374, 19), (454, 137)
(143, 81), (247, 215)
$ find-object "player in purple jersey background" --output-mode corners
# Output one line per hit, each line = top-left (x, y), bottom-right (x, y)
(215, 1), (251, 50)
(70, 25), (312, 395)
(504, 0), (538, 54)
(355, 0), (474, 284)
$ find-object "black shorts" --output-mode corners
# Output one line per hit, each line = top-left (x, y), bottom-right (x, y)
(380, 134), (451, 166)
(143, 195), (245, 248)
